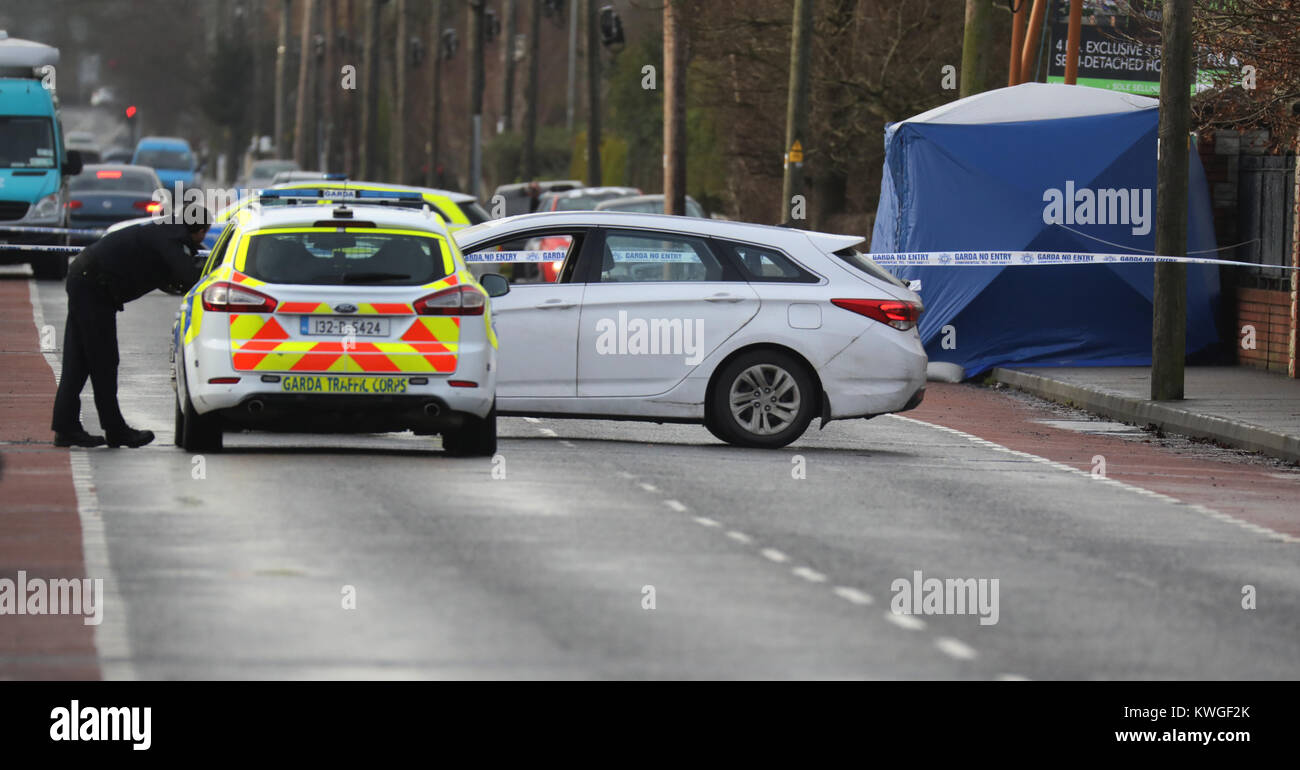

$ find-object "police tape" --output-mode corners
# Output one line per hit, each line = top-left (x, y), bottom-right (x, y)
(869, 250), (1300, 270)
(465, 248), (1299, 271)
(0, 224), (106, 237)
(465, 249), (567, 263)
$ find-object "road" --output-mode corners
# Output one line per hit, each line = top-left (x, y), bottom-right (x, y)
(20, 277), (1300, 680)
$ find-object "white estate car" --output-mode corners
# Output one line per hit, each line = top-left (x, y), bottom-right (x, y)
(457, 212), (927, 448)
(171, 201), (499, 455)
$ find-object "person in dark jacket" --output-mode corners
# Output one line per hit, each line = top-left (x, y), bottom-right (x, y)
(51, 215), (210, 448)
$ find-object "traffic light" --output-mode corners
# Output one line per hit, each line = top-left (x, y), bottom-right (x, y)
(599, 6), (624, 47)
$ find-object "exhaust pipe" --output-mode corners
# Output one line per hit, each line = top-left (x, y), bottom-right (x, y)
(247, 399), (265, 415)
(423, 402), (441, 417)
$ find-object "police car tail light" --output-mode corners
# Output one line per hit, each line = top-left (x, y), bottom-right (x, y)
(831, 298), (920, 331)
(202, 282), (278, 313)
(413, 285), (485, 316)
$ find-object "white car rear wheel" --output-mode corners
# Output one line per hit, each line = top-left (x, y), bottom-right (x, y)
(708, 351), (815, 449)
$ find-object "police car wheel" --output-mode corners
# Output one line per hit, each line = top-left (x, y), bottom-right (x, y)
(443, 404), (497, 457)
(176, 362), (223, 452)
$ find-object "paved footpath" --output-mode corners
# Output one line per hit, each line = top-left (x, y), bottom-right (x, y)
(993, 366), (1300, 463)
(909, 382), (1300, 540)
(0, 276), (99, 680)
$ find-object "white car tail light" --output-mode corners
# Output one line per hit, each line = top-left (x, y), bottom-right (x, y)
(831, 298), (921, 331)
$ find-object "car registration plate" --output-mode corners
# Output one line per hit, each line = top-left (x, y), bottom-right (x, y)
(280, 376), (409, 394)
(301, 316), (390, 336)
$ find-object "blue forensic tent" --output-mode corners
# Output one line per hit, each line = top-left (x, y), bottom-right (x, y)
(870, 83), (1220, 377)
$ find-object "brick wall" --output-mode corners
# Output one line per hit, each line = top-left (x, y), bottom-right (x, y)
(1236, 287), (1292, 373)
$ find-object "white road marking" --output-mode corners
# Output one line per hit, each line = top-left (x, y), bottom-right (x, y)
(832, 586), (874, 605)
(996, 673), (1031, 681)
(885, 612), (926, 631)
(522, 417), (541, 424)
(692, 516), (721, 527)
(638, 482), (658, 493)
(935, 637), (978, 660)
(792, 566), (827, 583)
(726, 530), (753, 544)
(663, 499), (688, 512)
(539, 428), (558, 437)
(760, 548), (789, 564)
(559, 440), (575, 448)
(888, 414), (1300, 545)
(29, 280), (137, 680)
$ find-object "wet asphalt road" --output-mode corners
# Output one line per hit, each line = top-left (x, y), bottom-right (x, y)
(32, 281), (1300, 680)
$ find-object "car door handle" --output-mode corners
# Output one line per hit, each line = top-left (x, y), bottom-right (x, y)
(704, 293), (744, 303)
(535, 299), (576, 310)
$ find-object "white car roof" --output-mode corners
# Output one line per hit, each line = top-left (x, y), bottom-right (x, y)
(456, 211), (864, 255)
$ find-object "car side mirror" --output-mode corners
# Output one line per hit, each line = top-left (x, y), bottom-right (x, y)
(479, 273), (510, 298)
(63, 149), (83, 177)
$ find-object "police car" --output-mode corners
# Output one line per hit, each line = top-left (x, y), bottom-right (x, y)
(172, 196), (502, 455)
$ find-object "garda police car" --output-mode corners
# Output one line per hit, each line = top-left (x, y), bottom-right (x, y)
(172, 196), (503, 455)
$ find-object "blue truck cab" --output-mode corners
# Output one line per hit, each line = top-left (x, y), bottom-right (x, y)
(0, 31), (84, 279)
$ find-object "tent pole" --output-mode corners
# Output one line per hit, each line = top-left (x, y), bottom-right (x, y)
(1008, 0), (1027, 86)
(1019, 0), (1048, 85)
(1064, 0), (1082, 85)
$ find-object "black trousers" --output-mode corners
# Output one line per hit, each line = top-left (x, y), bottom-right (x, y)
(51, 275), (127, 435)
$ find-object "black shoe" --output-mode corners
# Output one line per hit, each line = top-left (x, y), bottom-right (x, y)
(106, 427), (155, 448)
(53, 429), (107, 448)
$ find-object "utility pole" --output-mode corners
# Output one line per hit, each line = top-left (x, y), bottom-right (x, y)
(566, 0), (577, 131)
(1151, 0), (1192, 400)
(427, 0), (445, 187)
(274, 0), (290, 156)
(584, 0), (601, 185)
(468, 0), (486, 197)
(359, 0), (381, 179)
(780, 0), (811, 227)
(320, 0), (334, 172)
(522, 0), (541, 179)
(502, 0), (517, 133)
(293, 0), (316, 167)
(663, 0), (686, 215)
(394, 0), (407, 183)
(960, 0), (994, 97)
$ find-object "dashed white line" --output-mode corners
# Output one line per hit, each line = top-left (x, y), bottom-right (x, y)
(637, 482), (658, 493)
(726, 530), (753, 544)
(692, 516), (721, 527)
(760, 548), (789, 564)
(538, 428), (558, 437)
(522, 417), (541, 424)
(885, 612), (927, 631)
(935, 637), (978, 660)
(559, 440), (575, 448)
(996, 673), (1031, 681)
(663, 499), (688, 513)
(832, 586), (874, 605)
(791, 566), (827, 583)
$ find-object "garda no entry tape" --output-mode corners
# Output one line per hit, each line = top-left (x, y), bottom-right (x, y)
(869, 250), (1300, 270)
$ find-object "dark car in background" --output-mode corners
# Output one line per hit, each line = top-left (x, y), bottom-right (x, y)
(594, 193), (706, 218)
(66, 164), (164, 242)
(491, 179), (582, 217)
(536, 186), (642, 212)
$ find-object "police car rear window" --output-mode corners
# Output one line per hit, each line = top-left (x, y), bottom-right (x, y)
(243, 231), (451, 286)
